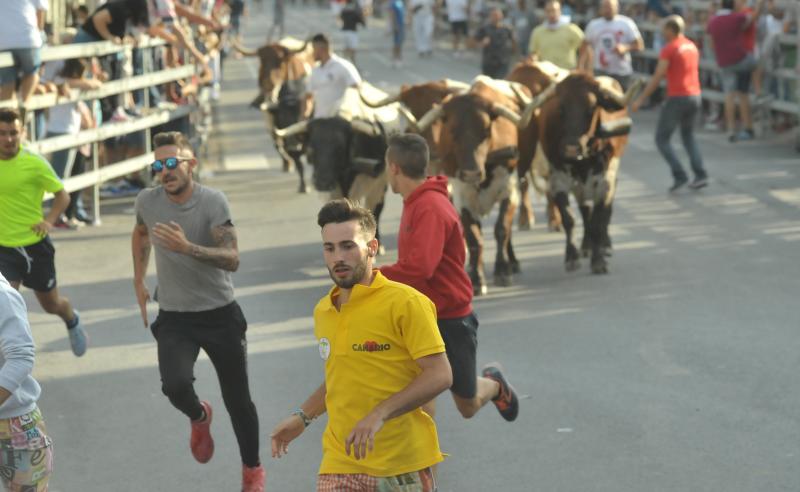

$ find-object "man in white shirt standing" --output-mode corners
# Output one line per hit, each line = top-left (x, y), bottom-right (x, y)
(0, 0), (48, 105)
(305, 33), (362, 119)
(580, 0), (644, 90)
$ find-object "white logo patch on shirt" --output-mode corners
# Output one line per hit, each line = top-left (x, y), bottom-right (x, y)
(319, 337), (331, 360)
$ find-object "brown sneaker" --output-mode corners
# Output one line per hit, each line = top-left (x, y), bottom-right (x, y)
(190, 401), (214, 463)
(482, 363), (519, 422)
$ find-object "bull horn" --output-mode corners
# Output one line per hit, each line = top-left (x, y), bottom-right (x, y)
(397, 105), (418, 128)
(516, 83), (556, 129)
(414, 104), (445, 133)
(274, 120), (309, 139)
(288, 40), (309, 55)
(359, 89), (401, 108)
(443, 79), (471, 92)
(350, 119), (382, 137)
(231, 38), (258, 57)
(491, 103), (522, 127)
(600, 78), (644, 108)
(509, 82), (532, 105)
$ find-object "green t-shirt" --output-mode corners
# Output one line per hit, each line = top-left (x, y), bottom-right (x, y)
(529, 23), (585, 70)
(0, 146), (64, 247)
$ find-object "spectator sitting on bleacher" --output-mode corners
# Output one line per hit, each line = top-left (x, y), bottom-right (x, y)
(527, 0), (585, 70)
(580, 0), (644, 90)
(0, 0), (49, 107)
(707, 0), (765, 142)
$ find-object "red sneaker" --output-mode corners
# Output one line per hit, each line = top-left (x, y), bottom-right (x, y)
(190, 401), (214, 463)
(242, 464), (266, 492)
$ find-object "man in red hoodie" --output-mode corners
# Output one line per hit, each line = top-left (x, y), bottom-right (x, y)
(380, 134), (519, 422)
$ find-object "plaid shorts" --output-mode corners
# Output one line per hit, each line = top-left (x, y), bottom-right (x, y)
(0, 408), (54, 491)
(317, 468), (436, 492)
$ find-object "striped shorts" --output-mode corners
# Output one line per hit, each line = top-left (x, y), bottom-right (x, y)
(0, 408), (54, 491)
(317, 468), (436, 492)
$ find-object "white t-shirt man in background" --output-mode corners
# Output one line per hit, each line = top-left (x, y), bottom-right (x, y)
(447, 0), (470, 55)
(580, 0), (643, 89)
(0, 0), (49, 104)
(307, 33), (362, 118)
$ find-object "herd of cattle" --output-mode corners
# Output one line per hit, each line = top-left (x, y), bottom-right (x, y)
(234, 38), (643, 295)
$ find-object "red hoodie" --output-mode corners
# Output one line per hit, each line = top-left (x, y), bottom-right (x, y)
(381, 176), (473, 320)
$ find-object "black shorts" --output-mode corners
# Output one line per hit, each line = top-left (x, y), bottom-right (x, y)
(438, 313), (478, 399)
(451, 21), (468, 36)
(0, 237), (58, 292)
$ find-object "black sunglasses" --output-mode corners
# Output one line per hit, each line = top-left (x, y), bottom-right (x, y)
(151, 157), (190, 173)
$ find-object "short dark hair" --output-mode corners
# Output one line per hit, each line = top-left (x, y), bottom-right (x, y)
(153, 131), (193, 154)
(0, 108), (21, 125)
(317, 199), (377, 238)
(721, 0), (734, 9)
(387, 133), (429, 180)
(311, 33), (330, 46)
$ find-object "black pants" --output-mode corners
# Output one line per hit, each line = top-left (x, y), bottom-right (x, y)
(150, 301), (260, 467)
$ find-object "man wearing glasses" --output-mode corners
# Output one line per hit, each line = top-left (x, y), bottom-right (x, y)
(131, 131), (265, 492)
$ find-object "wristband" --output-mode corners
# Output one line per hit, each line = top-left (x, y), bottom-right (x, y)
(291, 407), (312, 428)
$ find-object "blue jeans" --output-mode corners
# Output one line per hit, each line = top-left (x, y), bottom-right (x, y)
(655, 95), (706, 182)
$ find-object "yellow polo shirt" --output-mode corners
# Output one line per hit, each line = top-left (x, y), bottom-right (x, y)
(528, 23), (585, 69)
(314, 271), (446, 477)
(0, 146), (63, 247)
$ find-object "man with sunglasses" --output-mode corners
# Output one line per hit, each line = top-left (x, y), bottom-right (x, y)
(0, 108), (88, 357)
(131, 131), (265, 492)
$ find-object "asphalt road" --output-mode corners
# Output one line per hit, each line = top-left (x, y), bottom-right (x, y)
(26, 5), (800, 491)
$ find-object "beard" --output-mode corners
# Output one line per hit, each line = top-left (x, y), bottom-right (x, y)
(163, 177), (189, 195)
(328, 256), (370, 289)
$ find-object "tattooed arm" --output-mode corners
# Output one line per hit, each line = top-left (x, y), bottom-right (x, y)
(132, 213), (152, 327)
(187, 221), (240, 272)
(132, 213), (152, 283)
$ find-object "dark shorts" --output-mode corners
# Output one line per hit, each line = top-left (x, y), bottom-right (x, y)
(451, 21), (468, 36)
(0, 237), (57, 292)
(438, 312), (478, 399)
(720, 54), (756, 93)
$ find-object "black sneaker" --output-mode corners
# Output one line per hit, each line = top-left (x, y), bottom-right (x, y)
(688, 177), (708, 190)
(669, 179), (688, 193)
(482, 363), (519, 422)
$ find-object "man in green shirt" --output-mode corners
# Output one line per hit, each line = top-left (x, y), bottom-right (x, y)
(528, 0), (585, 69)
(0, 108), (87, 357)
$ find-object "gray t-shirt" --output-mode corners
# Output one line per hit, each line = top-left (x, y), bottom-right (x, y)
(134, 184), (235, 312)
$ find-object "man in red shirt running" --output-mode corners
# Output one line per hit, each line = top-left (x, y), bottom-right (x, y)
(380, 134), (519, 422)
(633, 15), (707, 192)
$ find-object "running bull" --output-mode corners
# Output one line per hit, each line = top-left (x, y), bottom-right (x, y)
(233, 37), (313, 192)
(404, 76), (551, 295)
(273, 85), (408, 248)
(533, 73), (642, 274)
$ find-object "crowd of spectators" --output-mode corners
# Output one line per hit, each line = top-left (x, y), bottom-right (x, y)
(0, 0), (243, 229)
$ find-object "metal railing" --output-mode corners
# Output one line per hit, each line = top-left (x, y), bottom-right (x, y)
(1, 37), (205, 223)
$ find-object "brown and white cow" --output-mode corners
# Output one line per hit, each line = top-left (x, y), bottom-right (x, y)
(359, 79), (470, 174)
(534, 73), (642, 274)
(273, 85), (409, 250)
(506, 60), (568, 231)
(234, 37), (314, 191)
(406, 77), (550, 295)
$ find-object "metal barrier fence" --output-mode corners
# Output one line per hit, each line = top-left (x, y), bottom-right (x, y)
(0, 38), (204, 224)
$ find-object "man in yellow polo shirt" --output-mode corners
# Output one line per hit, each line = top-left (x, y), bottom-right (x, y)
(528, 0), (585, 69)
(0, 108), (88, 356)
(270, 198), (452, 492)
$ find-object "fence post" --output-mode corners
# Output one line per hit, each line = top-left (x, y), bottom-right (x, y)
(92, 141), (101, 225)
